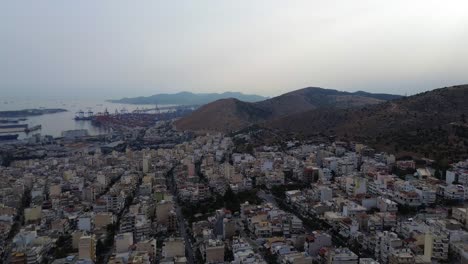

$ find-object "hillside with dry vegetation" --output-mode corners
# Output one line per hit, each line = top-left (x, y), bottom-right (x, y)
(267, 85), (468, 161)
(175, 87), (398, 132)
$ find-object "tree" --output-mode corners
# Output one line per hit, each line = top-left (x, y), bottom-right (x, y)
(54, 234), (72, 259)
(95, 239), (107, 263)
(224, 245), (234, 261)
(223, 188), (240, 213)
(195, 249), (204, 264)
(397, 204), (416, 215)
(246, 144), (254, 155)
(434, 157), (450, 180)
(271, 185), (287, 199)
(330, 170), (336, 183)
(96, 239), (106, 255)
(105, 223), (117, 246)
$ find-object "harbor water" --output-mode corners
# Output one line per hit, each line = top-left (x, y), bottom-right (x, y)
(0, 98), (164, 139)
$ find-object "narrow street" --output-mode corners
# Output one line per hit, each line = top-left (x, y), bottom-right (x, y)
(2, 189), (31, 263)
(175, 201), (195, 264)
(167, 166), (195, 264)
(101, 173), (142, 263)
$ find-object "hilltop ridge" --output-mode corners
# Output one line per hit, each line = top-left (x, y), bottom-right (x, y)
(267, 85), (468, 160)
(174, 85), (468, 160)
(175, 87), (401, 132)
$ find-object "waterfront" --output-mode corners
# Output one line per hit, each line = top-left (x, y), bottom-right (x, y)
(0, 98), (162, 139)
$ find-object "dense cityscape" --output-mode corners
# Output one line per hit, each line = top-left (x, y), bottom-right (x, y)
(1, 112), (467, 264)
(2, 1), (468, 264)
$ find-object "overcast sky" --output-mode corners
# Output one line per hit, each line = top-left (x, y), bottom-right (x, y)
(1, 1), (468, 99)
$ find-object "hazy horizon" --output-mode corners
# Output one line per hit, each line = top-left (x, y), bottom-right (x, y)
(2, 1), (468, 99)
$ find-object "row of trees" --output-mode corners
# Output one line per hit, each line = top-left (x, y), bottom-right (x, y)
(181, 188), (262, 223)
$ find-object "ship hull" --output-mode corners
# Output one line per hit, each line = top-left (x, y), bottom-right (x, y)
(0, 124), (28, 133)
(0, 134), (19, 141)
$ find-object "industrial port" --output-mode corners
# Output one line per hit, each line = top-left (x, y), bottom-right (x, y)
(0, 105), (195, 142)
(73, 105), (195, 130)
(0, 124), (42, 141)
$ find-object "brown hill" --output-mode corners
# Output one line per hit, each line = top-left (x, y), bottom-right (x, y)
(269, 85), (468, 135)
(255, 87), (384, 118)
(175, 87), (394, 132)
(268, 85), (468, 161)
(174, 98), (270, 132)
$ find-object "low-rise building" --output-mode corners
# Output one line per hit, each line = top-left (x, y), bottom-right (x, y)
(162, 237), (185, 259)
(326, 247), (358, 264)
(78, 235), (96, 262)
(202, 239), (224, 263)
(115, 232), (134, 253)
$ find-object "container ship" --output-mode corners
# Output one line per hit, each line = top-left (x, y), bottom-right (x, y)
(74, 109), (94, 120)
(0, 124), (42, 134)
(0, 119), (19, 124)
(0, 124), (28, 133)
(0, 134), (19, 141)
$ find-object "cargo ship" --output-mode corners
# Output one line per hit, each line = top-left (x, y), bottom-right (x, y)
(0, 119), (19, 124)
(0, 124), (28, 133)
(74, 109), (94, 120)
(0, 134), (19, 141)
(0, 118), (28, 123)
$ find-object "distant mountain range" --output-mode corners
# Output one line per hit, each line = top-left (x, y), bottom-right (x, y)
(175, 85), (468, 161)
(109, 92), (268, 105)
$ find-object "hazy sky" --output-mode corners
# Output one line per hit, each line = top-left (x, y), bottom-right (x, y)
(1, 1), (468, 99)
